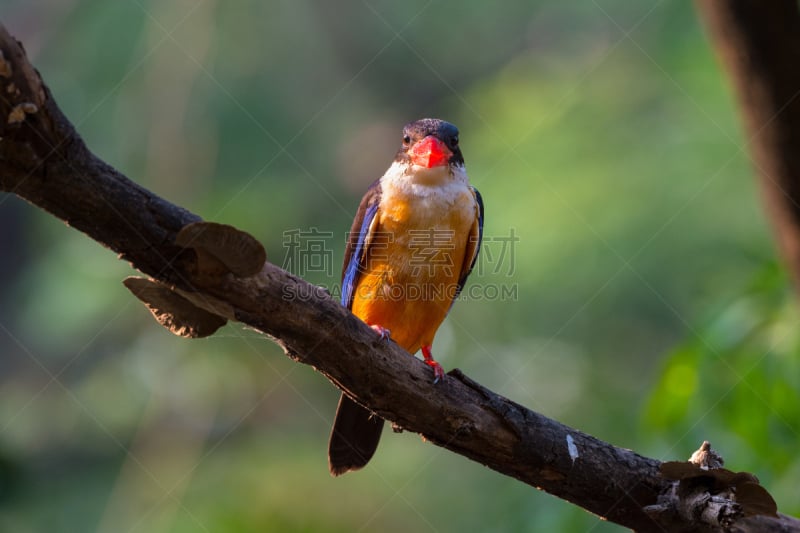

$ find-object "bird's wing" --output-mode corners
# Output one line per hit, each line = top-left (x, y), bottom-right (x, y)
(454, 186), (484, 299)
(341, 179), (382, 309)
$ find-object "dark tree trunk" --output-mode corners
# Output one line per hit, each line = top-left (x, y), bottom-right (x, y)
(696, 0), (800, 292)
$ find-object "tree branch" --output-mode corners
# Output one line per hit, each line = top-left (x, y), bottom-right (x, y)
(0, 21), (796, 532)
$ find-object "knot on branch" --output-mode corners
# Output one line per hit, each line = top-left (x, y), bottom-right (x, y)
(176, 221), (267, 284)
(121, 221), (267, 337)
(0, 35), (45, 128)
(7, 101), (37, 125)
(123, 277), (229, 338)
(0, 25), (55, 179)
(645, 441), (778, 531)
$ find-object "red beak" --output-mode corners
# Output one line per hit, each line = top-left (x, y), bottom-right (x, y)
(409, 136), (452, 168)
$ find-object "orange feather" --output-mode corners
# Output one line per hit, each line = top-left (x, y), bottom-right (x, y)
(350, 191), (475, 353)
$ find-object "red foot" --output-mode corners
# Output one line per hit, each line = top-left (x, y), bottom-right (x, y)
(422, 345), (445, 384)
(370, 324), (391, 341)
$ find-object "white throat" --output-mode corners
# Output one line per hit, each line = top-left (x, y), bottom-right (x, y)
(379, 160), (469, 198)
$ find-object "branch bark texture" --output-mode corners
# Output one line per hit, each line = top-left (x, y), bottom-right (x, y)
(0, 20), (797, 532)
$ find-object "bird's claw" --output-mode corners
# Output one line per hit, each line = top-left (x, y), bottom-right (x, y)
(421, 345), (444, 384)
(425, 359), (445, 384)
(370, 324), (391, 341)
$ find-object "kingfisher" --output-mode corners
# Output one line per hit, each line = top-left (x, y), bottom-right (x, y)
(329, 118), (484, 476)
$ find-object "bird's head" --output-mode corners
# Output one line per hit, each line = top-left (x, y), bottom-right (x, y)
(395, 118), (464, 171)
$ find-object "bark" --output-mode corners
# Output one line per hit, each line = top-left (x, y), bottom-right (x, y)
(1, 20), (797, 532)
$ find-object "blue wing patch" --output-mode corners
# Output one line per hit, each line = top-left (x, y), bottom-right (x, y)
(453, 187), (484, 300)
(471, 188), (484, 273)
(341, 202), (379, 308)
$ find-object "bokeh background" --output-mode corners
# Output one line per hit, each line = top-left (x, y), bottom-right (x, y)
(1, 1), (798, 531)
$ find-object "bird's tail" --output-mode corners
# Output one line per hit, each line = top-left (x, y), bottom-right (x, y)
(328, 394), (384, 476)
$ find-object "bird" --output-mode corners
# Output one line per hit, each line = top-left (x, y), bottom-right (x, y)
(328, 118), (484, 476)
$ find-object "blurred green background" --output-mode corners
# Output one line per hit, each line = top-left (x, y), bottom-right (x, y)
(1, 1), (798, 531)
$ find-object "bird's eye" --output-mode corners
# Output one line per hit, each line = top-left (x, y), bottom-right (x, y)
(451, 136), (459, 148)
(403, 135), (411, 144)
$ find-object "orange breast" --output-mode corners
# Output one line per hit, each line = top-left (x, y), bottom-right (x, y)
(350, 189), (475, 354)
